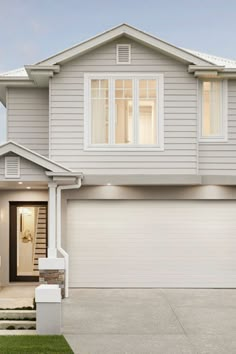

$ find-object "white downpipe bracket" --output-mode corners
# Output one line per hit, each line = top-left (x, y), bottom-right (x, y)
(57, 177), (82, 298)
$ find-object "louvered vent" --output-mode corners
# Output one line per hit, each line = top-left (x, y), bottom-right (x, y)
(5, 156), (20, 178)
(116, 44), (131, 64)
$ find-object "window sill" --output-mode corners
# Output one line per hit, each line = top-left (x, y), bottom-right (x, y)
(84, 145), (164, 152)
(199, 138), (228, 144)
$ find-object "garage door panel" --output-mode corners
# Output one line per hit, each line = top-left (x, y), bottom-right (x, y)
(67, 200), (236, 288)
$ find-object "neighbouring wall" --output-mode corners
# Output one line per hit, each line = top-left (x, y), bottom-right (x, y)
(0, 190), (48, 286)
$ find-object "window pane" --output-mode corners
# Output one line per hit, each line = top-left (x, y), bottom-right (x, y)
(91, 79), (109, 144)
(115, 80), (133, 144)
(202, 81), (222, 137)
(139, 80), (157, 144)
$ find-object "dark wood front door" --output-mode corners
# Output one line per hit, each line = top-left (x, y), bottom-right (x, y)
(10, 202), (48, 282)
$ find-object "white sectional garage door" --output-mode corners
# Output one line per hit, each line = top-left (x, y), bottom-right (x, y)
(67, 200), (236, 288)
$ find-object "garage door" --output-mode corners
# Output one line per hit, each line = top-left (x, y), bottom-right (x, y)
(67, 200), (236, 288)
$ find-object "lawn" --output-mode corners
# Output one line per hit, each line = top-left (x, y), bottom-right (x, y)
(0, 335), (73, 354)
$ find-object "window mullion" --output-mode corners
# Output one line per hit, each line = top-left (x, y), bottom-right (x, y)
(133, 77), (138, 144)
(109, 78), (115, 144)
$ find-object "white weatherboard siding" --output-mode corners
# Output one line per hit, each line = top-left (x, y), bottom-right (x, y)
(199, 80), (236, 175)
(0, 156), (50, 182)
(67, 200), (236, 288)
(50, 38), (197, 175)
(7, 88), (49, 157)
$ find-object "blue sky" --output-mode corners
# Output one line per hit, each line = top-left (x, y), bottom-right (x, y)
(1, 0), (236, 142)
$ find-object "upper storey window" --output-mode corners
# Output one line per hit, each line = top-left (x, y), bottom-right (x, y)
(200, 80), (228, 142)
(84, 73), (164, 151)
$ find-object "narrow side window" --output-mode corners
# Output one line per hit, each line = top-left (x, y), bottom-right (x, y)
(200, 80), (227, 142)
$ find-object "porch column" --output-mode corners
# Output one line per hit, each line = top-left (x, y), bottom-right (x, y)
(48, 183), (57, 258)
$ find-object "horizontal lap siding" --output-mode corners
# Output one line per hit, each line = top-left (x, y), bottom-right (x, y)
(7, 88), (49, 157)
(199, 81), (236, 175)
(50, 38), (197, 174)
(0, 156), (49, 181)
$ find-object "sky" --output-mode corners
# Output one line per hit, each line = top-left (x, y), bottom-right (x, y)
(1, 0), (236, 142)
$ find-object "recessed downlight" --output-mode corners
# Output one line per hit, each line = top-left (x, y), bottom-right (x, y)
(18, 182), (23, 185)
(107, 183), (112, 186)
(26, 186), (31, 190)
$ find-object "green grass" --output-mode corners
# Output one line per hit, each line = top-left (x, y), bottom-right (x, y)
(0, 335), (74, 354)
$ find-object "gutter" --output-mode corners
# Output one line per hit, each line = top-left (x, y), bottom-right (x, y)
(56, 177), (82, 298)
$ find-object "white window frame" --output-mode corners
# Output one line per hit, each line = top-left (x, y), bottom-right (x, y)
(199, 79), (228, 143)
(84, 73), (164, 151)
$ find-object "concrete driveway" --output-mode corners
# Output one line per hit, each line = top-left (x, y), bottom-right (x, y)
(63, 289), (236, 354)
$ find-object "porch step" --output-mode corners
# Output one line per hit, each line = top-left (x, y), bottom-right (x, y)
(0, 329), (37, 335)
(0, 320), (36, 330)
(0, 310), (36, 320)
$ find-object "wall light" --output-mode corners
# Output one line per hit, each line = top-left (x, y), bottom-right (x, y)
(107, 183), (112, 186)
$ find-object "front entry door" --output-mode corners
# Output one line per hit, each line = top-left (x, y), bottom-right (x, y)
(10, 202), (48, 282)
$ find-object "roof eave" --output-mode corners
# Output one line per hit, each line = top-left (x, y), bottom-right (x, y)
(188, 65), (236, 78)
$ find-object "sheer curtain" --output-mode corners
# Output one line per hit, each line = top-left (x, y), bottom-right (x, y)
(91, 80), (109, 144)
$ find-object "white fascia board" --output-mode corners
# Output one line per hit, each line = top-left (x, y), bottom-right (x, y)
(25, 65), (60, 73)
(25, 65), (60, 87)
(46, 172), (83, 185)
(0, 77), (34, 86)
(82, 174), (202, 186)
(188, 65), (225, 72)
(0, 86), (6, 106)
(194, 71), (219, 78)
(36, 24), (213, 66)
(0, 141), (71, 173)
(202, 175), (236, 185)
(0, 78), (35, 104)
(187, 65), (236, 78)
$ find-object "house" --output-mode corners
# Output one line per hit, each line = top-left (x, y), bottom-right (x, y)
(1, 24), (236, 297)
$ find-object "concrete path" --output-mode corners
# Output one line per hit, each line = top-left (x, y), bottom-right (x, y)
(0, 286), (36, 308)
(63, 288), (236, 354)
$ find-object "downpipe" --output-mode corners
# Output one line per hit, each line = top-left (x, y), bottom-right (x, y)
(56, 177), (82, 297)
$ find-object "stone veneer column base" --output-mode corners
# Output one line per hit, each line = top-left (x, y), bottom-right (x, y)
(39, 270), (65, 298)
(38, 258), (65, 299)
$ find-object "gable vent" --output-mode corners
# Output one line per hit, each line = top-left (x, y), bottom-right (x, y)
(5, 156), (20, 179)
(116, 44), (131, 64)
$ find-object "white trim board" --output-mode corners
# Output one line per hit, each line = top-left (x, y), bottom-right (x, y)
(0, 141), (70, 173)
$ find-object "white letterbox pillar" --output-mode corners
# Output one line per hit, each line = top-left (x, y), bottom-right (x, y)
(35, 284), (61, 334)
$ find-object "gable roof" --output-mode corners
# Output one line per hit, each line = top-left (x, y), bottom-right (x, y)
(1, 23), (236, 89)
(35, 23), (213, 66)
(0, 141), (71, 173)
